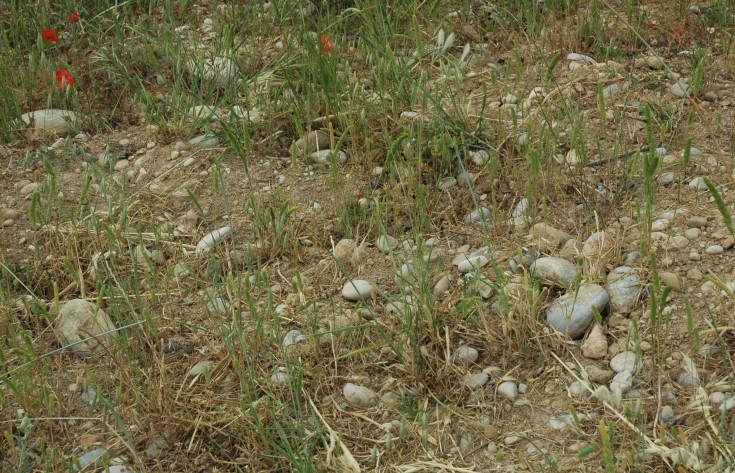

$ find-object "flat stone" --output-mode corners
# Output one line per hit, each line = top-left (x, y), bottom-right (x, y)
(187, 56), (237, 87)
(688, 177), (708, 190)
(670, 81), (691, 98)
(21, 109), (79, 132)
(55, 299), (118, 356)
(456, 255), (488, 272)
(342, 280), (375, 301)
(610, 351), (638, 373)
(706, 245), (724, 255)
(687, 216), (708, 228)
(546, 284), (609, 339)
(529, 257), (578, 286)
(609, 370), (633, 392)
(529, 223), (573, 251)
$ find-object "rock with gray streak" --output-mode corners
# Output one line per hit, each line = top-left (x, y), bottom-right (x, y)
(546, 284), (609, 339)
(55, 299), (118, 356)
(530, 257), (578, 286)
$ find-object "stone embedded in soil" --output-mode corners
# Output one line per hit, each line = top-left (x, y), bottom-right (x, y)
(293, 130), (330, 155)
(196, 226), (232, 250)
(342, 280), (376, 301)
(205, 297), (228, 314)
(497, 381), (519, 400)
(433, 274), (451, 298)
(582, 324), (608, 359)
(687, 216), (708, 228)
(463, 207), (490, 224)
(606, 266), (641, 313)
(271, 371), (290, 386)
(56, 299), (118, 356)
(659, 172), (674, 185)
(20, 109), (79, 132)
(465, 372), (489, 389)
(343, 383), (379, 409)
(706, 245), (724, 255)
(438, 177), (457, 190)
(455, 345), (479, 365)
(546, 284), (609, 339)
(610, 351), (638, 373)
(529, 256), (578, 286)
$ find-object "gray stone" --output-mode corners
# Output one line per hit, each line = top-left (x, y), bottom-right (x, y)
(455, 345), (479, 365)
(456, 255), (488, 272)
(464, 208), (490, 224)
(670, 81), (691, 98)
(610, 351), (638, 373)
(55, 299), (118, 356)
(530, 257), (578, 286)
(497, 381), (518, 400)
(546, 284), (609, 339)
(189, 360), (214, 378)
(283, 330), (308, 349)
(21, 109), (79, 132)
(609, 370), (633, 392)
(606, 267), (641, 312)
(706, 245), (724, 255)
(187, 56), (237, 87)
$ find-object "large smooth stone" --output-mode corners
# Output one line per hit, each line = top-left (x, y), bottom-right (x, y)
(55, 299), (117, 355)
(342, 280), (375, 301)
(606, 266), (641, 312)
(529, 257), (578, 286)
(21, 109), (79, 132)
(546, 284), (609, 339)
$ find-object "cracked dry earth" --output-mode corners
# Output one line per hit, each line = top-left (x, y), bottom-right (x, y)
(3, 13), (735, 473)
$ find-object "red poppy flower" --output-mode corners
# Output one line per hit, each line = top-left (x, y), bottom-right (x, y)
(55, 69), (75, 89)
(42, 29), (59, 43)
(70, 11), (80, 24)
(320, 34), (333, 55)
